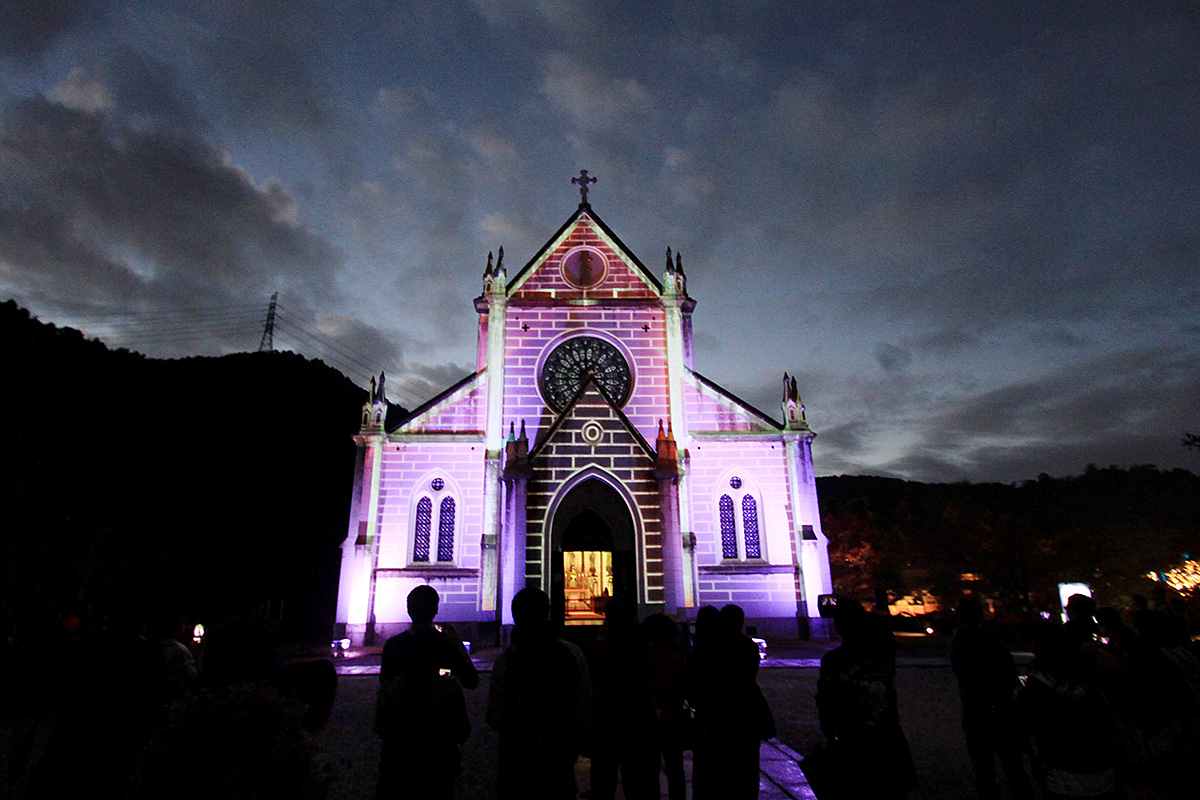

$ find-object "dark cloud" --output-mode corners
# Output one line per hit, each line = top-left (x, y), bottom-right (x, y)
(0, 203), (145, 302)
(105, 47), (204, 133)
(0, 95), (343, 356)
(882, 343), (1200, 482)
(182, 0), (363, 185)
(1028, 325), (1089, 349)
(1, 3), (1197, 480)
(914, 327), (980, 356)
(0, 0), (106, 64)
(874, 342), (912, 373)
(188, 1), (332, 133)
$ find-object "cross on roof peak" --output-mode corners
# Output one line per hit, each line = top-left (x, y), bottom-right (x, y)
(571, 169), (597, 206)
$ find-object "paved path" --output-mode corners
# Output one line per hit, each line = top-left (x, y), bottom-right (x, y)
(319, 672), (818, 799)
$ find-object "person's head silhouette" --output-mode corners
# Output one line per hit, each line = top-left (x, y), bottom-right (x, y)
(512, 587), (550, 627)
(720, 604), (746, 636)
(408, 585), (439, 626)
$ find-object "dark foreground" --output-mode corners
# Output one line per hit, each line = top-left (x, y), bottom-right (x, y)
(311, 663), (983, 800)
(1, 651), (1041, 799)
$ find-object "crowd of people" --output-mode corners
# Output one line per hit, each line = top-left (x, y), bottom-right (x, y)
(952, 589), (1200, 800)
(5, 584), (1199, 800)
(376, 586), (773, 800)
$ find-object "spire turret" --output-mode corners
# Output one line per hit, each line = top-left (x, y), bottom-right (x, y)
(361, 370), (388, 432)
(781, 372), (808, 430)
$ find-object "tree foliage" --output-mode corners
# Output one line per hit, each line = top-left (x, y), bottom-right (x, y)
(818, 465), (1200, 621)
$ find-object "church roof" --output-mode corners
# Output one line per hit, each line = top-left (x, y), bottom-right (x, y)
(685, 369), (786, 432)
(390, 369), (484, 434)
(506, 205), (664, 295)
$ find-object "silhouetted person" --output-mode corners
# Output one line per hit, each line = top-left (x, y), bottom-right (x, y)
(27, 598), (165, 799)
(815, 599), (917, 800)
(1016, 621), (1120, 799)
(644, 613), (687, 800)
(685, 603), (770, 799)
(146, 608), (197, 701)
(375, 625), (470, 800)
(586, 598), (659, 800)
(380, 585), (478, 689)
(950, 597), (1030, 800)
(1063, 593), (1098, 652)
(488, 587), (591, 799)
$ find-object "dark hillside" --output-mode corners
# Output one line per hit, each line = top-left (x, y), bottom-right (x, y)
(2, 300), (400, 639)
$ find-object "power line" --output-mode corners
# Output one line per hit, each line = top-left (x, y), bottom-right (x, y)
(273, 305), (390, 373)
(272, 313), (391, 378)
(47, 297), (409, 396)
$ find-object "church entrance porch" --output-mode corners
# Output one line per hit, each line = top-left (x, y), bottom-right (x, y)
(548, 477), (639, 627)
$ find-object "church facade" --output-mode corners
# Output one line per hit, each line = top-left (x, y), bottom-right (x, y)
(335, 185), (832, 643)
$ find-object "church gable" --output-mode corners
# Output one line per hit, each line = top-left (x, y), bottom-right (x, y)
(508, 209), (662, 302)
(525, 375), (664, 604)
(395, 371), (486, 434)
(684, 371), (781, 433)
(529, 376), (656, 462)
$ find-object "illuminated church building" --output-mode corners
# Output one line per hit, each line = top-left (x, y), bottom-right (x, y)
(336, 176), (833, 643)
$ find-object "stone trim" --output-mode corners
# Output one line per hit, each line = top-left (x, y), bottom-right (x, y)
(698, 562), (793, 575)
(376, 567), (480, 578)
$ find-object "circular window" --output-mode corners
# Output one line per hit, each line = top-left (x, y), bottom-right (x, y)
(581, 421), (604, 445)
(729, 476), (743, 489)
(539, 336), (632, 412)
(560, 247), (608, 289)
(430, 478), (445, 491)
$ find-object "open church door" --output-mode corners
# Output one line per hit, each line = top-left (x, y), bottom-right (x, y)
(549, 477), (638, 629)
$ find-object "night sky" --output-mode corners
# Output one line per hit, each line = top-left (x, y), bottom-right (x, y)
(2, 1), (1197, 483)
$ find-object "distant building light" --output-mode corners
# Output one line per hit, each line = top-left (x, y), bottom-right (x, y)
(960, 573), (980, 582)
(1147, 559), (1200, 595)
(192, 623), (205, 644)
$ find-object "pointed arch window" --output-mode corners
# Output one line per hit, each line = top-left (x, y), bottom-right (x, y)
(411, 478), (457, 564)
(717, 475), (766, 561)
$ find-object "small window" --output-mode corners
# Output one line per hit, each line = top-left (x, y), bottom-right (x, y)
(436, 497), (455, 562)
(412, 479), (456, 564)
(719, 495), (738, 559)
(413, 497), (432, 562)
(716, 475), (765, 561)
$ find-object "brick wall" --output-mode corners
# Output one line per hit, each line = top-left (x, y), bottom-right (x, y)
(687, 439), (795, 568)
(370, 440), (486, 624)
(526, 383), (665, 604)
(510, 214), (659, 302)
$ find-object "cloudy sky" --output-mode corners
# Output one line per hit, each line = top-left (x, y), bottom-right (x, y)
(2, 0), (1197, 483)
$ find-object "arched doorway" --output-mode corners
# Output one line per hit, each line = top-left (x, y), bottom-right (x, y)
(549, 476), (638, 627)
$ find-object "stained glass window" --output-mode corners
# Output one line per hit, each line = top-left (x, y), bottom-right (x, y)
(430, 477), (445, 491)
(413, 497), (432, 562)
(437, 497), (455, 562)
(719, 494), (738, 559)
(742, 495), (761, 559)
(729, 476), (742, 489)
